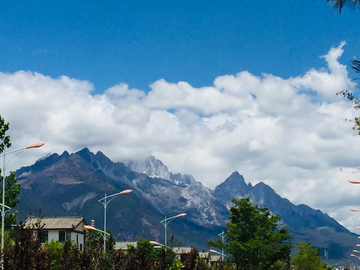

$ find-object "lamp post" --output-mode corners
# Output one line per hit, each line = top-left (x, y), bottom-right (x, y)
(1, 142), (45, 269)
(218, 230), (225, 261)
(98, 189), (132, 252)
(160, 213), (186, 247)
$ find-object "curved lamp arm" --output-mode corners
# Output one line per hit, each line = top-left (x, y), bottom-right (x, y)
(84, 225), (110, 235)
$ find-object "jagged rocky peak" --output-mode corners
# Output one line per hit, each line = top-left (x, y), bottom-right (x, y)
(123, 156), (194, 187)
(224, 171), (248, 187)
(214, 171), (253, 203)
(124, 156), (171, 180)
(170, 173), (195, 187)
(215, 171), (250, 191)
(75, 147), (94, 164)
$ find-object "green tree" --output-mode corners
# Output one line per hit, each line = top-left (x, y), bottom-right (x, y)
(4, 219), (50, 270)
(0, 116), (20, 231)
(180, 247), (212, 270)
(120, 238), (159, 270)
(208, 197), (292, 270)
(0, 116), (11, 153)
(85, 227), (115, 252)
(3, 172), (20, 230)
(291, 242), (333, 270)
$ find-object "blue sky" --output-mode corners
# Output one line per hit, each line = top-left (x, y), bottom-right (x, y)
(0, 0), (359, 93)
(3, 1), (360, 232)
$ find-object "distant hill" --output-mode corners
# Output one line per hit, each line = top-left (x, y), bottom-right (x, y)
(14, 148), (359, 262)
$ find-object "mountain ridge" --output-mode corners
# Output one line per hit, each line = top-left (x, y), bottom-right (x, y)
(13, 148), (358, 262)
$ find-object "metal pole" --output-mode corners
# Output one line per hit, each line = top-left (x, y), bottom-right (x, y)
(1, 149), (5, 270)
(164, 216), (167, 247)
(98, 190), (132, 252)
(103, 193), (107, 252)
(160, 214), (186, 248)
(219, 230), (225, 261)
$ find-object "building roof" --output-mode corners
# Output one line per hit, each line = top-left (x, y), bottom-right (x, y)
(23, 216), (86, 230)
(115, 241), (137, 250)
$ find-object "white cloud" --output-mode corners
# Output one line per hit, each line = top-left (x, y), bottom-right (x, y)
(1, 43), (360, 232)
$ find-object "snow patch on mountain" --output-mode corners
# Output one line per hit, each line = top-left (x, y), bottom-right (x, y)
(124, 156), (194, 187)
(181, 182), (224, 226)
(62, 192), (97, 211)
(125, 156), (170, 180)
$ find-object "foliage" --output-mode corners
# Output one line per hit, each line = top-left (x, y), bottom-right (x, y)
(4, 219), (49, 270)
(2, 171), (20, 230)
(208, 197), (292, 270)
(326, 0), (360, 13)
(337, 89), (360, 130)
(118, 238), (156, 269)
(0, 116), (11, 153)
(43, 240), (63, 269)
(0, 116), (20, 231)
(85, 227), (115, 253)
(329, 0), (360, 135)
(291, 242), (334, 270)
(336, 57), (360, 135)
(180, 247), (210, 270)
(2, 226), (231, 270)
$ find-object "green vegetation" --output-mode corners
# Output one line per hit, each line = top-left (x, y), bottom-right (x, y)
(208, 197), (292, 270)
(86, 227), (115, 253)
(0, 116), (21, 230)
(0, 197), (334, 269)
(2, 222), (211, 270)
(291, 242), (334, 270)
(329, 0), (360, 134)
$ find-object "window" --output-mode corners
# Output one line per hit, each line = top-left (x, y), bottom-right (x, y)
(39, 231), (48, 243)
(59, 231), (65, 242)
(66, 231), (71, 241)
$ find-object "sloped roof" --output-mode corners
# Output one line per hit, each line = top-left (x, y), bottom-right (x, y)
(115, 241), (137, 250)
(23, 216), (86, 230)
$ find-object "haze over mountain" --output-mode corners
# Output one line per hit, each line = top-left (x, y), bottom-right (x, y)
(14, 148), (359, 261)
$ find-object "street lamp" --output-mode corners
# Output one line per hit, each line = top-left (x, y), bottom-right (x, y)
(160, 213), (186, 247)
(84, 225), (110, 235)
(1, 142), (44, 269)
(349, 179), (360, 184)
(149, 240), (165, 248)
(98, 189), (132, 252)
(209, 249), (226, 260)
(351, 253), (360, 259)
(218, 230), (225, 260)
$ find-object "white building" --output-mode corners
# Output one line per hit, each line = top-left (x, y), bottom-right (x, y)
(24, 216), (87, 251)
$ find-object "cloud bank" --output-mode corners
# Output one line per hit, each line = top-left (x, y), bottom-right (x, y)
(1, 42), (360, 231)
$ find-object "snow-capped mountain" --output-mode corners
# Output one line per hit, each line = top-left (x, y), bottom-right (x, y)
(124, 156), (194, 187)
(14, 148), (359, 260)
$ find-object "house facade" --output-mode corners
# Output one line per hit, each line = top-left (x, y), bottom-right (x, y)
(24, 216), (87, 251)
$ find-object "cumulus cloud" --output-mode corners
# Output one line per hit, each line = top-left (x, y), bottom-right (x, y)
(1, 42), (360, 232)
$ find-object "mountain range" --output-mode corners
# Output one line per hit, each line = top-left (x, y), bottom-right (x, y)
(13, 148), (359, 262)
